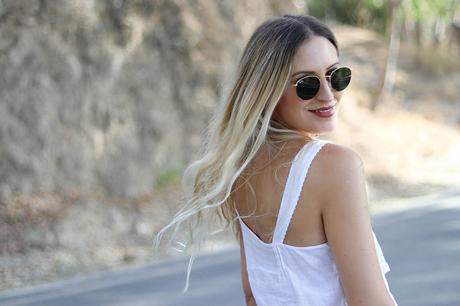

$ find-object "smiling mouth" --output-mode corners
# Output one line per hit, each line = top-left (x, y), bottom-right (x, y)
(308, 104), (336, 112)
(308, 105), (336, 117)
(309, 103), (337, 112)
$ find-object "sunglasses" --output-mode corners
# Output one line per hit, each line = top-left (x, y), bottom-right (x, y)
(293, 66), (352, 100)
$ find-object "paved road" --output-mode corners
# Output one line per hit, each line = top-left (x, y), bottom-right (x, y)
(1, 188), (460, 306)
(371, 187), (460, 306)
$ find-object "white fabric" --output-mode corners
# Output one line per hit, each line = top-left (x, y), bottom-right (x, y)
(237, 139), (398, 306)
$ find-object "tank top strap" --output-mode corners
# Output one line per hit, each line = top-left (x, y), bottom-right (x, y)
(272, 139), (332, 244)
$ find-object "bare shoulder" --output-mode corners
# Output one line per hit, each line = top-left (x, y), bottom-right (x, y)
(314, 142), (396, 305)
(316, 142), (364, 178)
(313, 142), (369, 230)
(310, 142), (365, 202)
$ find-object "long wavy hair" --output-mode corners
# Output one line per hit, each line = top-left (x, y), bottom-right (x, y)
(154, 14), (339, 292)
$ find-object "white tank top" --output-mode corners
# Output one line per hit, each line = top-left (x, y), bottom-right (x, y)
(236, 139), (398, 306)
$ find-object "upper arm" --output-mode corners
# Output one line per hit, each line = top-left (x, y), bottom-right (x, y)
(317, 144), (395, 306)
(238, 224), (255, 304)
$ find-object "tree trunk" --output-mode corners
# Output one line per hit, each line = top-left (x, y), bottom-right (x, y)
(371, 0), (402, 112)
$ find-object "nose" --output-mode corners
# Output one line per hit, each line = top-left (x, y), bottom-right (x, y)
(315, 76), (334, 102)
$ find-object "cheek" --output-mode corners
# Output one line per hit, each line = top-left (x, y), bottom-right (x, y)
(274, 88), (306, 122)
(275, 92), (294, 117)
(273, 91), (294, 121)
(279, 88), (301, 108)
(334, 91), (343, 102)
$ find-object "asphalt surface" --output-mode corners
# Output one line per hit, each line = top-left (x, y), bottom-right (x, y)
(1, 187), (459, 306)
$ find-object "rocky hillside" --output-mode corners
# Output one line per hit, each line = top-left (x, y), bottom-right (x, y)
(0, 0), (303, 291)
(0, 0), (302, 200)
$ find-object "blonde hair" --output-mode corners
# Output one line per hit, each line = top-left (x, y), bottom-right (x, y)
(154, 14), (338, 292)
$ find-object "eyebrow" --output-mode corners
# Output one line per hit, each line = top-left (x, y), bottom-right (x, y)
(291, 62), (339, 79)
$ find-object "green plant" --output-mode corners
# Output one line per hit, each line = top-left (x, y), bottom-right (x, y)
(155, 167), (180, 188)
(306, 0), (387, 33)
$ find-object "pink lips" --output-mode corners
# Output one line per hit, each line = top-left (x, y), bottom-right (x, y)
(310, 104), (335, 111)
(308, 105), (335, 118)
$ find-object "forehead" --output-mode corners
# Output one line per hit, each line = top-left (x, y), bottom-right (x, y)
(291, 36), (338, 72)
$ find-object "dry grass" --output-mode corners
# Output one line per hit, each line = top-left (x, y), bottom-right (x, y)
(326, 24), (460, 203)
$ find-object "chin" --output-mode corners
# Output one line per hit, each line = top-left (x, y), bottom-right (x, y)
(305, 124), (336, 136)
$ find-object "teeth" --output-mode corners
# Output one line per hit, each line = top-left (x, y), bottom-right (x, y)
(312, 105), (334, 112)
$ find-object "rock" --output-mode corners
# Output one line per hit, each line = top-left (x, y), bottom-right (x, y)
(0, 0), (302, 199)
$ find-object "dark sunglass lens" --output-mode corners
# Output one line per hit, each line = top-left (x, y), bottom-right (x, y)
(331, 67), (352, 91)
(296, 76), (320, 100)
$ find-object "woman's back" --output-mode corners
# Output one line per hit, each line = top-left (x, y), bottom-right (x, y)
(234, 138), (327, 248)
(234, 139), (397, 306)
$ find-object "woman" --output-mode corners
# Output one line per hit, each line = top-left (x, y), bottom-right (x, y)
(155, 14), (398, 306)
